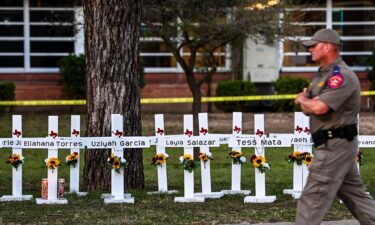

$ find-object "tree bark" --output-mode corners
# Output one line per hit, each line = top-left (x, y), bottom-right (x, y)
(83, 0), (144, 191)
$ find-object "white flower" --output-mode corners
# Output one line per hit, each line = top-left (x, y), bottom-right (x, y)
(44, 158), (48, 164)
(20, 156), (24, 161)
(263, 163), (270, 169)
(206, 152), (212, 158)
(240, 156), (246, 163)
(121, 158), (126, 163)
(164, 153), (169, 158)
(179, 156), (184, 163)
(107, 157), (111, 162)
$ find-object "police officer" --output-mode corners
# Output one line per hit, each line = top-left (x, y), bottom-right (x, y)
(294, 28), (375, 225)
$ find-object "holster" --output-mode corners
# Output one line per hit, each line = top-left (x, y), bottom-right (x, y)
(311, 124), (358, 148)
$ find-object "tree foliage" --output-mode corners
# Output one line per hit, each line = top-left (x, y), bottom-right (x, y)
(143, 0), (300, 128)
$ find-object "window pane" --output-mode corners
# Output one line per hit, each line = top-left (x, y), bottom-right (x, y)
(283, 56), (316, 67)
(342, 40), (374, 52)
(333, 10), (375, 22)
(0, 41), (23, 52)
(0, 10), (23, 22)
(333, 1), (375, 7)
(31, 56), (64, 67)
(140, 42), (171, 53)
(30, 25), (74, 37)
(31, 41), (74, 53)
(0, 0), (23, 7)
(0, 56), (23, 67)
(342, 55), (371, 67)
(30, 10), (74, 23)
(334, 25), (375, 36)
(291, 25), (326, 36)
(289, 11), (326, 22)
(141, 56), (176, 68)
(0, 25), (23, 36)
(30, 0), (82, 7)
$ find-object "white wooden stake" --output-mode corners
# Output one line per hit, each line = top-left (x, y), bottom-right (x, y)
(36, 116), (67, 204)
(195, 113), (223, 198)
(244, 114), (276, 203)
(222, 112), (251, 195)
(0, 115), (32, 201)
(148, 114), (178, 195)
(104, 114), (134, 204)
(174, 115), (204, 202)
(69, 115), (87, 196)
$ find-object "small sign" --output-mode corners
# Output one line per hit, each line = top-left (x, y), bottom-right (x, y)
(358, 136), (375, 148)
(229, 134), (291, 147)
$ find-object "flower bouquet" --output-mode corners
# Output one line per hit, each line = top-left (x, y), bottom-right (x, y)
(65, 151), (79, 168)
(107, 153), (128, 173)
(179, 153), (198, 173)
(288, 151), (313, 166)
(7, 153), (24, 170)
(250, 155), (271, 173)
(151, 152), (169, 167)
(198, 152), (213, 168)
(229, 150), (246, 165)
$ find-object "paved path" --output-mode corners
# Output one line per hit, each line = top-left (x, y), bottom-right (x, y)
(248, 220), (359, 225)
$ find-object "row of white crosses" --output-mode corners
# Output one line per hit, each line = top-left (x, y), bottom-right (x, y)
(1, 113), (374, 204)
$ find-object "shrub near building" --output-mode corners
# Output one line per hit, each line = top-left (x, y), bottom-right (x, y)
(215, 80), (256, 112)
(274, 77), (309, 111)
(0, 82), (15, 114)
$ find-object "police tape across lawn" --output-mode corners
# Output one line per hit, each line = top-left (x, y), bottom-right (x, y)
(0, 113), (373, 204)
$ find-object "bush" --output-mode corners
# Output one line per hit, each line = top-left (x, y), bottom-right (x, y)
(0, 82), (15, 114)
(58, 55), (86, 99)
(215, 80), (257, 112)
(274, 76), (309, 111)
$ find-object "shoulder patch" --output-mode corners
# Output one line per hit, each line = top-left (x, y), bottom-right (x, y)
(327, 74), (344, 89)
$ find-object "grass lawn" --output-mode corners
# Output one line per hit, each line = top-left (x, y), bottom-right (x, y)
(0, 113), (374, 224)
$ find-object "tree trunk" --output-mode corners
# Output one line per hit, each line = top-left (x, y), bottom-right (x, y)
(83, 0), (144, 191)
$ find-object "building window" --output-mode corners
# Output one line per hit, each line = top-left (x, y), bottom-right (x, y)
(283, 0), (375, 72)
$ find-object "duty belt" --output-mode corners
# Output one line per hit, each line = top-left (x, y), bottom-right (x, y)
(311, 124), (358, 148)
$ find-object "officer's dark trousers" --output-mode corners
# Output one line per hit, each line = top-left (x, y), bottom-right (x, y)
(295, 137), (375, 225)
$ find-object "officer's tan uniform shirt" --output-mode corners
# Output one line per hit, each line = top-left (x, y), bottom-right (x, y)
(307, 57), (361, 134)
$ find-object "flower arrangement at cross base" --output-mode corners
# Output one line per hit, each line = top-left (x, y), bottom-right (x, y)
(65, 152), (79, 168)
(179, 153), (198, 173)
(356, 150), (364, 166)
(7, 153), (24, 170)
(250, 155), (271, 173)
(287, 151), (313, 166)
(107, 153), (128, 174)
(151, 152), (169, 167)
(198, 152), (213, 168)
(45, 157), (60, 172)
(229, 150), (246, 165)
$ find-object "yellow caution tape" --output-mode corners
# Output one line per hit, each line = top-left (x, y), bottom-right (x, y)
(0, 91), (375, 106)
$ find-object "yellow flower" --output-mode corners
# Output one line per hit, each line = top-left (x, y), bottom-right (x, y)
(304, 154), (313, 165)
(112, 158), (121, 169)
(183, 154), (193, 161)
(47, 157), (60, 169)
(252, 156), (266, 168)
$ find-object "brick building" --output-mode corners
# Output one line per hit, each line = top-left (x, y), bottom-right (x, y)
(0, 0), (374, 110)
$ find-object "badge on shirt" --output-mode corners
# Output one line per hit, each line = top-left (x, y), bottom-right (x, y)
(327, 66), (344, 89)
(318, 81), (324, 87)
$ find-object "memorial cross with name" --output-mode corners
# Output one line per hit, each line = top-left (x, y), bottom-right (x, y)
(0, 115), (33, 202)
(36, 116), (68, 204)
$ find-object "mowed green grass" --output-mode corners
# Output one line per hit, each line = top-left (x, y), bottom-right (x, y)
(0, 113), (374, 224)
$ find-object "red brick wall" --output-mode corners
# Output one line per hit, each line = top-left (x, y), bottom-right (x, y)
(0, 72), (235, 100)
